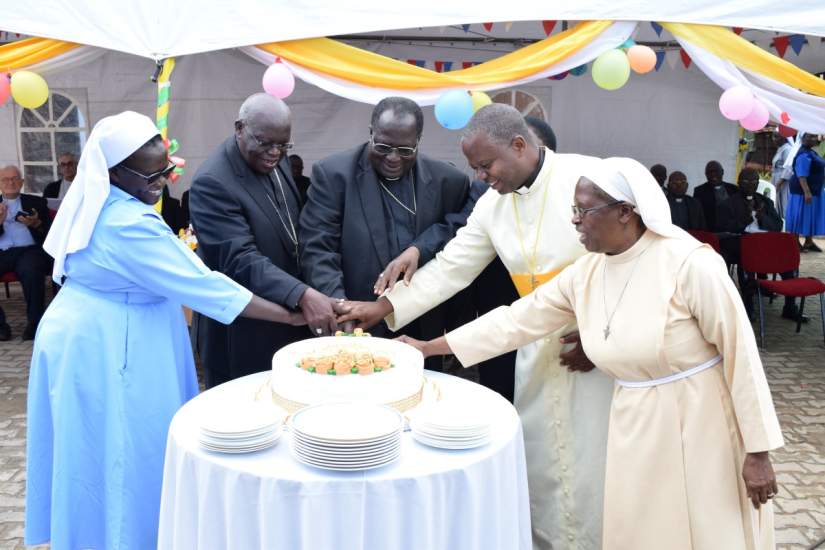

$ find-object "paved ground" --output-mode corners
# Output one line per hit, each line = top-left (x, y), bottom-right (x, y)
(0, 242), (823, 549)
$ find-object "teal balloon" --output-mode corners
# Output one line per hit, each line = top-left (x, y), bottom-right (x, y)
(570, 64), (588, 76)
(434, 90), (474, 130)
(620, 38), (636, 49)
(591, 49), (631, 91)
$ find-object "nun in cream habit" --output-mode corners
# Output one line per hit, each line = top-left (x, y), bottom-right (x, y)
(400, 157), (784, 550)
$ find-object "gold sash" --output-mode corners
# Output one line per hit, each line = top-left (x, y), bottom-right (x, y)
(510, 269), (563, 298)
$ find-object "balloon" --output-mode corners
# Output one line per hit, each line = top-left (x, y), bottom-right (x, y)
(777, 124), (797, 138)
(620, 38), (636, 50)
(10, 71), (49, 109)
(627, 45), (656, 74)
(0, 74), (10, 105)
(739, 99), (769, 131)
(434, 90), (473, 130)
(591, 50), (630, 91)
(569, 64), (588, 76)
(262, 62), (295, 99)
(470, 91), (492, 112)
(718, 86), (754, 121)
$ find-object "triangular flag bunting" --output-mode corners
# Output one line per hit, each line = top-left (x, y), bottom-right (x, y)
(789, 34), (807, 55)
(650, 22), (663, 36)
(542, 20), (557, 35)
(654, 51), (666, 72)
(504, 22), (513, 32)
(461, 24), (470, 33)
(679, 49), (692, 69)
(462, 61), (478, 69)
(483, 22), (493, 32)
(442, 61), (453, 72)
(434, 61), (445, 73)
(733, 27), (744, 35)
(407, 59), (426, 68)
(773, 35), (790, 58)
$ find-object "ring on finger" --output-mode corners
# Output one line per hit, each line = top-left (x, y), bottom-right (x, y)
(315, 327), (323, 335)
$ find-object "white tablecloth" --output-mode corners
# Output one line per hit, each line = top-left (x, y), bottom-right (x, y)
(158, 371), (531, 550)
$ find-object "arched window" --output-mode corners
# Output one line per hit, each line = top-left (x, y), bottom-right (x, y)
(18, 90), (88, 193)
(491, 89), (547, 120)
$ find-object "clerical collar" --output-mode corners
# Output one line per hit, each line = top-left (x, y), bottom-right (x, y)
(514, 148), (545, 195)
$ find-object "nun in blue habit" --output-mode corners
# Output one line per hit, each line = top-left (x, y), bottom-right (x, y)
(25, 111), (306, 549)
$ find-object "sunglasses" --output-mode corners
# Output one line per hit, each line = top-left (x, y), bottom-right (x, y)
(118, 160), (177, 184)
(571, 201), (623, 218)
(370, 136), (418, 158)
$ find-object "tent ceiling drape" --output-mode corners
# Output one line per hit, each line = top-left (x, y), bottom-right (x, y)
(3, 1), (825, 60)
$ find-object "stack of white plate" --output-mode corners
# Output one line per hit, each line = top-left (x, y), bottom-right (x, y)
(290, 403), (403, 471)
(410, 400), (492, 449)
(199, 402), (284, 453)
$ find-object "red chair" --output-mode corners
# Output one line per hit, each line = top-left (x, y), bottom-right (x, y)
(687, 230), (721, 254)
(740, 232), (825, 349)
(1, 272), (18, 299)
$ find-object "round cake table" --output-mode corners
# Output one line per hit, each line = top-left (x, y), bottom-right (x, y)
(158, 371), (531, 550)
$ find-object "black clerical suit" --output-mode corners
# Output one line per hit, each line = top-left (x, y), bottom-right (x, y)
(299, 143), (471, 370)
(190, 137), (308, 387)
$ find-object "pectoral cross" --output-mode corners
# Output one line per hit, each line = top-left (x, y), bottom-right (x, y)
(603, 326), (611, 340)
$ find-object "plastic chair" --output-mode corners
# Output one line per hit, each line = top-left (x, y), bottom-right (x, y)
(1, 272), (18, 299)
(739, 232), (825, 349)
(687, 230), (721, 254)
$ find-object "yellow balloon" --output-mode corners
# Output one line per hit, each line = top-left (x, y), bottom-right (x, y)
(470, 91), (492, 112)
(11, 71), (49, 109)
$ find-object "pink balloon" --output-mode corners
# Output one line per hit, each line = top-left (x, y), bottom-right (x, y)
(718, 86), (754, 121)
(0, 75), (10, 105)
(740, 99), (770, 131)
(262, 62), (295, 99)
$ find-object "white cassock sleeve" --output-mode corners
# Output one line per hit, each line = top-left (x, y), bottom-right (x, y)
(385, 204), (497, 330)
(678, 246), (784, 453)
(445, 261), (578, 367)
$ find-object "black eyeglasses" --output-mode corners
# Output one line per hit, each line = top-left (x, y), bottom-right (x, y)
(370, 136), (418, 158)
(571, 201), (623, 218)
(118, 160), (177, 184)
(243, 126), (293, 152)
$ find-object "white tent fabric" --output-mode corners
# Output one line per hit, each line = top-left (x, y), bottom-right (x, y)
(239, 22), (636, 106)
(3, 1), (825, 60)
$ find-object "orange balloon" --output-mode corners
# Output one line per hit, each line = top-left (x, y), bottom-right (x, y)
(627, 45), (657, 74)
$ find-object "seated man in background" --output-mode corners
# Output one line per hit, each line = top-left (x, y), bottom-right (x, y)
(289, 154), (312, 205)
(524, 116), (557, 151)
(43, 152), (77, 200)
(665, 171), (706, 230)
(0, 166), (52, 340)
(718, 168), (802, 321)
(693, 160), (739, 231)
(649, 163), (667, 189)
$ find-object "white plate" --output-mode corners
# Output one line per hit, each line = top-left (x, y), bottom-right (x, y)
(200, 428), (283, 446)
(293, 441), (400, 462)
(201, 401), (286, 435)
(201, 434), (281, 454)
(293, 449), (402, 471)
(292, 428), (401, 447)
(411, 431), (491, 450)
(411, 427), (491, 441)
(412, 399), (492, 431)
(201, 422), (282, 439)
(293, 437), (399, 457)
(290, 403), (403, 442)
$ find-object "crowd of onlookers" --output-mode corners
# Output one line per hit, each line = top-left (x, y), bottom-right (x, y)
(651, 131), (825, 320)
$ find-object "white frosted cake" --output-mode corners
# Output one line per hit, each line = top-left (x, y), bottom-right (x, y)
(270, 332), (425, 412)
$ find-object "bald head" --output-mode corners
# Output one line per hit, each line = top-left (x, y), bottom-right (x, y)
(235, 93), (293, 174)
(461, 104), (536, 148)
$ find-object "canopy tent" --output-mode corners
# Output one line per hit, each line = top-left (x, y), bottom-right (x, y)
(2, 1), (824, 59)
(1, 8), (823, 197)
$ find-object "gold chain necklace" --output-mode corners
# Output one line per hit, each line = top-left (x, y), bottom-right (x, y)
(512, 158), (554, 291)
(378, 173), (417, 216)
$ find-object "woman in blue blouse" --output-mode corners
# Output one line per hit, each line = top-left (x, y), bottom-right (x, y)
(786, 133), (825, 252)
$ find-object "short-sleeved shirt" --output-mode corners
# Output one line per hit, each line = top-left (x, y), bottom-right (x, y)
(790, 147), (825, 196)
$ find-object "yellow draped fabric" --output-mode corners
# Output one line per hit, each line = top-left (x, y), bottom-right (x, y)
(664, 23), (825, 98)
(0, 37), (81, 70)
(256, 21), (613, 89)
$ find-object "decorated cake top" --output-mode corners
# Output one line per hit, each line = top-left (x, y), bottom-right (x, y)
(296, 328), (395, 376)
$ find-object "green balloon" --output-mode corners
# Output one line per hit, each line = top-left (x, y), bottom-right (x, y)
(591, 49), (631, 91)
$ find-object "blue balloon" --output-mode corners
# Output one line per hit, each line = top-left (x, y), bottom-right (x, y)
(569, 64), (588, 76)
(434, 90), (474, 130)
